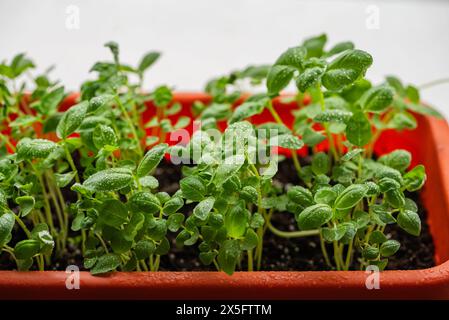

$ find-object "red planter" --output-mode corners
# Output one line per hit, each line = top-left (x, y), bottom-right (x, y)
(1, 93), (449, 300)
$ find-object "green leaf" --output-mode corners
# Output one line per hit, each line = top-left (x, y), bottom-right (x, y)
(93, 125), (117, 149)
(88, 94), (114, 113)
(266, 65), (295, 97)
(91, 253), (121, 275)
(362, 246), (379, 260)
(369, 230), (388, 244)
(334, 184), (366, 210)
(152, 86), (173, 107)
(135, 240), (156, 260)
(163, 196), (184, 215)
(341, 148), (363, 162)
(14, 239), (40, 260)
(241, 229), (259, 250)
(297, 204), (333, 230)
(137, 143), (168, 177)
(346, 112), (372, 147)
(16, 138), (57, 161)
(56, 101), (89, 139)
(272, 134), (304, 150)
(311, 152), (330, 175)
(287, 186), (314, 207)
(240, 186), (258, 204)
(388, 111), (417, 130)
(314, 110), (352, 123)
(174, 116), (191, 129)
(199, 251), (218, 265)
(295, 67), (325, 92)
(99, 199), (128, 228)
(155, 237), (170, 255)
(403, 165), (426, 192)
(225, 205), (249, 238)
(378, 150), (411, 172)
(385, 189), (406, 208)
(15, 196), (35, 217)
(386, 76), (405, 96)
(322, 49), (373, 91)
(218, 239), (240, 275)
(302, 127), (326, 147)
(0, 212), (15, 247)
(324, 41), (354, 58)
(55, 171), (76, 188)
(406, 103), (443, 119)
(8, 115), (38, 128)
(369, 259), (388, 271)
(180, 176), (206, 201)
(359, 85), (394, 113)
(10, 53), (35, 77)
(123, 212), (145, 241)
(380, 240), (400, 257)
(31, 225), (54, 255)
(83, 168), (133, 192)
(405, 85), (420, 103)
(213, 154), (245, 186)
(37, 86), (65, 115)
(229, 99), (267, 124)
(167, 213), (185, 232)
(147, 219), (168, 241)
(275, 46), (307, 69)
(322, 224), (347, 242)
(137, 176), (158, 189)
(138, 51), (161, 73)
(128, 191), (161, 215)
(193, 197), (215, 221)
(314, 187), (337, 206)
(303, 34), (327, 58)
(378, 177), (401, 192)
(397, 210), (421, 236)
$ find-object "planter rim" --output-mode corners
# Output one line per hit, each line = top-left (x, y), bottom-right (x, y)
(1, 92), (449, 299)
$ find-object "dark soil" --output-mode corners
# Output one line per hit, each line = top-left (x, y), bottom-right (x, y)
(0, 158), (435, 271)
(156, 158), (435, 272)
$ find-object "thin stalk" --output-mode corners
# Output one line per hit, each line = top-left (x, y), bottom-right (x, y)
(333, 241), (342, 270)
(96, 233), (109, 254)
(344, 239), (354, 271)
(1, 248), (18, 265)
(267, 100), (302, 177)
(248, 162), (265, 271)
(140, 260), (149, 272)
(63, 144), (80, 184)
(266, 220), (319, 238)
(419, 77), (449, 89)
(212, 258), (220, 271)
(53, 173), (69, 238)
(13, 217), (43, 270)
(45, 172), (65, 250)
(153, 255), (161, 271)
(247, 249), (253, 271)
(319, 229), (332, 268)
(115, 96), (143, 156)
(37, 255), (45, 271)
(367, 111), (394, 158)
(29, 162), (55, 234)
(316, 84), (339, 161)
(149, 255), (154, 271)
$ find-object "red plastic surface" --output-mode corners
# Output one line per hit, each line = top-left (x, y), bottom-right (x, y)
(1, 93), (449, 300)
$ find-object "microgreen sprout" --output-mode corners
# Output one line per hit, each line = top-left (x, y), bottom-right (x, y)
(0, 35), (443, 274)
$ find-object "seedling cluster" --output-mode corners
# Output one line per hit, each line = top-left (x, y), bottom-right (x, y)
(0, 35), (441, 274)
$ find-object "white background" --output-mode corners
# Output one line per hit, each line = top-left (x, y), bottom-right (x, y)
(1, 0), (448, 119)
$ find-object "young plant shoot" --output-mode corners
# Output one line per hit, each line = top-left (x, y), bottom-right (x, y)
(0, 35), (442, 274)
